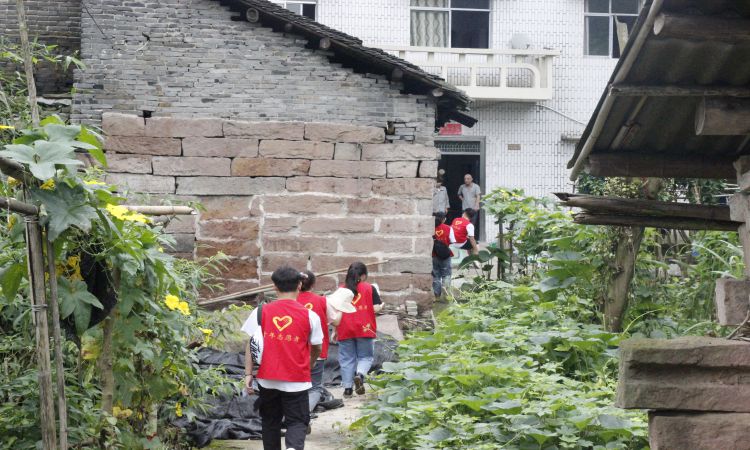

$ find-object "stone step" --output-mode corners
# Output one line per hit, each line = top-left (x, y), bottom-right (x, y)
(649, 412), (750, 450)
(616, 336), (750, 412)
(715, 278), (750, 326)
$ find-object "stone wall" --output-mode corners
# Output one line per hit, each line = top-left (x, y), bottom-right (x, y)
(0, 0), (81, 93)
(101, 113), (437, 308)
(72, 0), (437, 146)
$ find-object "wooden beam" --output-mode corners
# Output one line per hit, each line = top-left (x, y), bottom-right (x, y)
(585, 153), (735, 179)
(695, 98), (750, 136)
(556, 193), (732, 221)
(122, 205), (196, 216)
(0, 197), (38, 216)
(610, 84), (750, 98)
(573, 213), (739, 231)
(653, 13), (750, 43)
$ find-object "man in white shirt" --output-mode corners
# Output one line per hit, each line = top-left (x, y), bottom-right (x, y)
(242, 266), (323, 450)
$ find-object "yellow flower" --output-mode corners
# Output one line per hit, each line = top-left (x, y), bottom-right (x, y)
(7, 215), (16, 231)
(199, 328), (213, 337)
(105, 204), (151, 224)
(6, 176), (20, 188)
(66, 255), (83, 281)
(175, 402), (183, 418)
(112, 406), (133, 419)
(165, 294), (181, 311)
(126, 212), (150, 224)
(40, 179), (55, 190)
(84, 180), (106, 186)
(176, 301), (191, 316)
(0, 125), (14, 130)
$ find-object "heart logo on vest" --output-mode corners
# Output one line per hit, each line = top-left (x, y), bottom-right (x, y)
(436, 229), (444, 237)
(304, 303), (313, 310)
(352, 293), (362, 305)
(272, 316), (293, 332)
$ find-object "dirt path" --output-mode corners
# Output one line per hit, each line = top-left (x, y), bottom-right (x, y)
(207, 387), (368, 450)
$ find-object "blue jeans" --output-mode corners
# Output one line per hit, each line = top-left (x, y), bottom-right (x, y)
(338, 338), (374, 389)
(308, 359), (325, 412)
(432, 256), (452, 296)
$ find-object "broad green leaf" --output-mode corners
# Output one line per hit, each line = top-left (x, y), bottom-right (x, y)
(425, 427), (451, 442)
(44, 124), (80, 143)
(0, 140), (81, 180)
(0, 263), (25, 301)
(598, 414), (630, 430)
(32, 183), (98, 240)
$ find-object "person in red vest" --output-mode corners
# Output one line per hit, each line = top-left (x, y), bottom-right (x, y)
(451, 208), (479, 256)
(337, 261), (383, 398)
(242, 266), (324, 450)
(297, 271), (356, 412)
(432, 212), (455, 299)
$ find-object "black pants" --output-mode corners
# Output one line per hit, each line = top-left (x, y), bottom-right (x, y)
(258, 386), (310, 450)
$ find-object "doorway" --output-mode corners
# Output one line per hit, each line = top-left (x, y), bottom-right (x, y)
(435, 138), (486, 242)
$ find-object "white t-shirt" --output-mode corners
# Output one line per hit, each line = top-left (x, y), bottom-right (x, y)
(241, 306), (324, 392)
(454, 222), (475, 245)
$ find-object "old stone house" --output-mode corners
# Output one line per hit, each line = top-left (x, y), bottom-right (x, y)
(1, 0), (475, 308)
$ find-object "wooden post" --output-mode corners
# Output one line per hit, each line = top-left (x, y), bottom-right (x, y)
(24, 217), (57, 449)
(45, 238), (68, 450)
(496, 214), (505, 281)
(14, 0), (39, 126)
(695, 98), (750, 136)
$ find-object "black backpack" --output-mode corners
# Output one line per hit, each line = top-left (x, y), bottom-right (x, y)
(433, 237), (452, 260)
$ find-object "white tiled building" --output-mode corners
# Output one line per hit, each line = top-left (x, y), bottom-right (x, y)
(274, 0), (642, 238)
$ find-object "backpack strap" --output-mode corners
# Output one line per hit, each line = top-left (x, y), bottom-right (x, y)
(256, 303), (263, 326)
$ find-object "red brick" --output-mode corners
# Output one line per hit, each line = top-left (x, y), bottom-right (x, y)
(264, 217), (299, 233)
(164, 216), (196, 233)
(374, 274), (412, 292)
(304, 123), (385, 143)
(183, 137), (259, 157)
(340, 237), (413, 254)
(411, 274), (433, 291)
(104, 136), (181, 156)
(373, 178), (433, 198)
(286, 177), (372, 196)
(314, 276), (339, 292)
(259, 140), (334, 159)
(224, 121), (304, 140)
(105, 173), (175, 194)
(260, 254), (309, 273)
(102, 113), (145, 136)
(310, 255), (377, 273)
(232, 158), (310, 177)
(199, 197), (253, 220)
(378, 217), (433, 234)
(219, 258), (259, 279)
(386, 161), (418, 178)
(263, 194), (344, 215)
(145, 117), (223, 137)
(346, 198), (415, 215)
(262, 236), (338, 253)
(106, 153), (152, 173)
(308, 160), (385, 178)
(361, 143), (438, 161)
(153, 157), (230, 176)
(300, 218), (375, 234)
(198, 220), (259, 240)
(196, 240), (260, 258)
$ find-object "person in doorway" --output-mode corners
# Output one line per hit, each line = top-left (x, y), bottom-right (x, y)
(432, 177), (449, 215)
(337, 261), (383, 398)
(242, 266), (324, 450)
(452, 208), (479, 256)
(458, 173), (482, 236)
(296, 271), (356, 412)
(432, 212), (455, 299)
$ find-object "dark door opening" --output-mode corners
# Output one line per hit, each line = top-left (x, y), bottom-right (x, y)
(438, 153), (481, 240)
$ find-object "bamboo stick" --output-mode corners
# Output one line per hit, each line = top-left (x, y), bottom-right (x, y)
(0, 196), (38, 216)
(15, 0), (39, 126)
(122, 205), (196, 216)
(24, 218), (57, 449)
(198, 259), (390, 308)
(45, 237), (68, 450)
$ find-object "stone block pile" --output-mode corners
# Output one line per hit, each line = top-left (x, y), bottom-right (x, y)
(100, 113), (438, 308)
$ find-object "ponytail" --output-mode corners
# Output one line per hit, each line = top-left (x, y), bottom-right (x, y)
(344, 261), (368, 295)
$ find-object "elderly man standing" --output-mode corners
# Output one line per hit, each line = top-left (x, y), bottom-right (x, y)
(458, 174), (481, 238)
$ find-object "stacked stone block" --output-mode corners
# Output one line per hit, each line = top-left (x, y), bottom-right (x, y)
(102, 113), (437, 307)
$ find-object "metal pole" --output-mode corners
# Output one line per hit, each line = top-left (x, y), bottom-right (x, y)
(45, 237), (68, 449)
(24, 217), (57, 449)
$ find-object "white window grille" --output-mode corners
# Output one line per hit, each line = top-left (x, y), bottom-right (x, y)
(272, 0), (316, 19)
(410, 0), (490, 49)
(584, 0), (642, 58)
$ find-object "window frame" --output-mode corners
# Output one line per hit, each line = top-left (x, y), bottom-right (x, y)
(272, 0), (317, 19)
(410, 0), (492, 49)
(584, 0), (642, 58)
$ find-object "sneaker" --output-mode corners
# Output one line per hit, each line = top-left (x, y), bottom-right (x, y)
(343, 388), (353, 398)
(354, 373), (366, 395)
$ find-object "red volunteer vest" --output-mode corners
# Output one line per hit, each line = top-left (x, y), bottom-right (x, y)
(336, 282), (377, 340)
(451, 217), (470, 243)
(297, 291), (330, 359)
(257, 299), (312, 382)
(433, 223), (454, 257)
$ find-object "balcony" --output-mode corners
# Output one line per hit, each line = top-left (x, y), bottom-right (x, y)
(380, 46), (559, 102)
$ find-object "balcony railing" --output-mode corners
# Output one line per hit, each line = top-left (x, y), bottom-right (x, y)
(380, 46), (559, 102)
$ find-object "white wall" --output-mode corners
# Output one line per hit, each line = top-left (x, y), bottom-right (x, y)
(317, 0), (622, 237)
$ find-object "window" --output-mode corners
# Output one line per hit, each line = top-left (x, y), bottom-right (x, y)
(585, 0), (641, 58)
(410, 0), (490, 49)
(272, 1), (316, 19)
